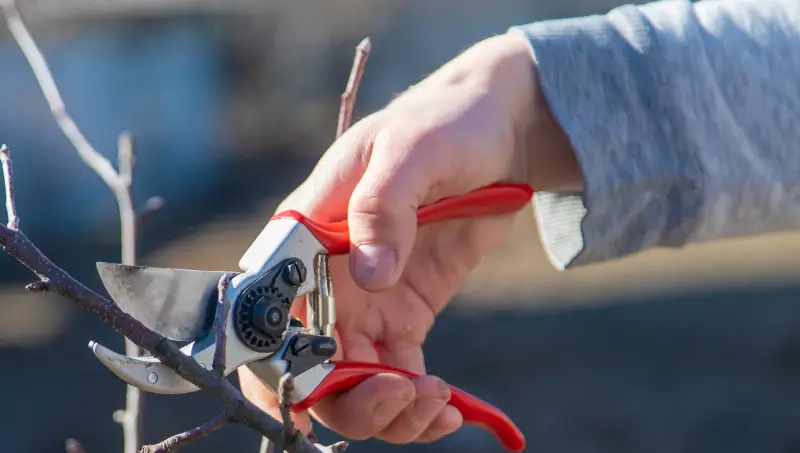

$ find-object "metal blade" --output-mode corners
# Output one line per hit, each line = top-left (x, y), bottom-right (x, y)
(96, 262), (238, 342)
(90, 341), (200, 394)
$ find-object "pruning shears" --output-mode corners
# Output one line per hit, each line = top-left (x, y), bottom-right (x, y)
(89, 182), (534, 452)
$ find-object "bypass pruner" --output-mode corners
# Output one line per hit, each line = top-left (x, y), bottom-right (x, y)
(89, 182), (534, 453)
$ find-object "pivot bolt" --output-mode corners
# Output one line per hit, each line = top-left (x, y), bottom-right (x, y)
(252, 296), (287, 337)
(266, 307), (283, 327)
(283, 261), (306, 287)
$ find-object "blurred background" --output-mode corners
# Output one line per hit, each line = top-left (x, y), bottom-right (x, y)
(1, 0), (800, 452)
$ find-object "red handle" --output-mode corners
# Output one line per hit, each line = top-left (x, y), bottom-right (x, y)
(271, 182), (534, 254)
(292, 361), (526, 452)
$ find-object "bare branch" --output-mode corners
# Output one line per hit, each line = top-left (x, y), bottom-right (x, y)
(139, 413), (232, 453)
(320, 441), (349, 453)
(26, 281), (47, 292)
(114, 130), (144, 453)
(64, 438), (86, 453)
(114, 132), (138, 267)
(273, 373), (297, 453)
(0, 0), (121, 192)
(137, 196), (164, 225)
(336, 37), (372, 138)
(118, 131), (134, 188)
(0, 145), (19, 230)
(299, 36), (374, 445)
(279, 373), (296, 436)
(115, 377), (144, 453)
(212, 273), (231, 375)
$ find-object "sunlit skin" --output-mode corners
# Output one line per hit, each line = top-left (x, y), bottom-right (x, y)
(239, 31), (581, 445)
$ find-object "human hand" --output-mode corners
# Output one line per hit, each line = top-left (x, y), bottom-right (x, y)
(239, 31), (578, 445)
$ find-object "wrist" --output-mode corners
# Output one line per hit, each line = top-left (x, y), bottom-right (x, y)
(495, 31), (582, 193)
(440, 32), (582, 192)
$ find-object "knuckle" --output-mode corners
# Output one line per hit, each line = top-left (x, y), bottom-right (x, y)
(380, 412), (427, 444)
(322, 412), (376, 441)
(379, 394), (449, 444)
(383, 123), (448, 160)
(349, 192), (399, 218)
(374, 122), (452, 174)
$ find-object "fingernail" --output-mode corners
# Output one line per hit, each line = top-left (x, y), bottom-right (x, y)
(435, 379), (451, 399)
(373, 398), (409, 426)
(353, 243), (397, 289)
(417, 376), (451, 399)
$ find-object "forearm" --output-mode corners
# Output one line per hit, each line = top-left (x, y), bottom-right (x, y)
(510, 0), (800, 269)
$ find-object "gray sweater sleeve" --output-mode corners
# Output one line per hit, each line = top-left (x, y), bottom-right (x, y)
(510, 0), (800, 270)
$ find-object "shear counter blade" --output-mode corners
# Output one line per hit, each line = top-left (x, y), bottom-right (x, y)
(96, 262), (237, 342)
(89, 341), (200, 394)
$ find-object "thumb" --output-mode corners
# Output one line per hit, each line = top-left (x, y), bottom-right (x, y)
(347, 133), (430, 292)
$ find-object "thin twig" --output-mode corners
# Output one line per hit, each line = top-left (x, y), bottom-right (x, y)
(212, 273), (231, 376)
(64, 438), (86, 453)
(278, 373), (295, 435)
(336, 37), (372, 138)
(0, 2), (150, 450)
(118, 132), (134, 188)
(0, 145), (18, 230)
(117, 132), (144, 453)
(273, 373), (297, 453)
(139, 413), (233, 453)
(137, 196), (165, 225)
(323, 442), (349, 453)
(1, 0), (121, 192)
(303, 36), (372, 446)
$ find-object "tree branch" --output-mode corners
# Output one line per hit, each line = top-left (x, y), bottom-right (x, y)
(116, 131), (145, 453)
(212, 273), (231, 376)
(0, 145), (18, 230)
(137, 196), (164, 226)
(64, 439), (86, 453)
(0, 0), (122, 192)
(303, 37), (372, 446)
(139, 413), (233, 453)
(273, 373), (297, 453)
(336, 37), (372, 138)
(0, 147), (328, 453)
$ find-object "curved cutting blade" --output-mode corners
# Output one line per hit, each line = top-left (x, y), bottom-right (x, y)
(90, 341), (200, 394)
(96, 262), (238, 342)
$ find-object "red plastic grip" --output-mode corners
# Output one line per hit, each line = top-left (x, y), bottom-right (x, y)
(293, 361), (526, 452)
(271, 182), (534, 254)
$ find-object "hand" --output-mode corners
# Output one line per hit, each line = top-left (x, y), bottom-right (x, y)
(239, 31), (578, 445)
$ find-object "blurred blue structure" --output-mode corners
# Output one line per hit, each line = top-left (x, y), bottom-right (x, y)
(0, 17), (225, 240)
